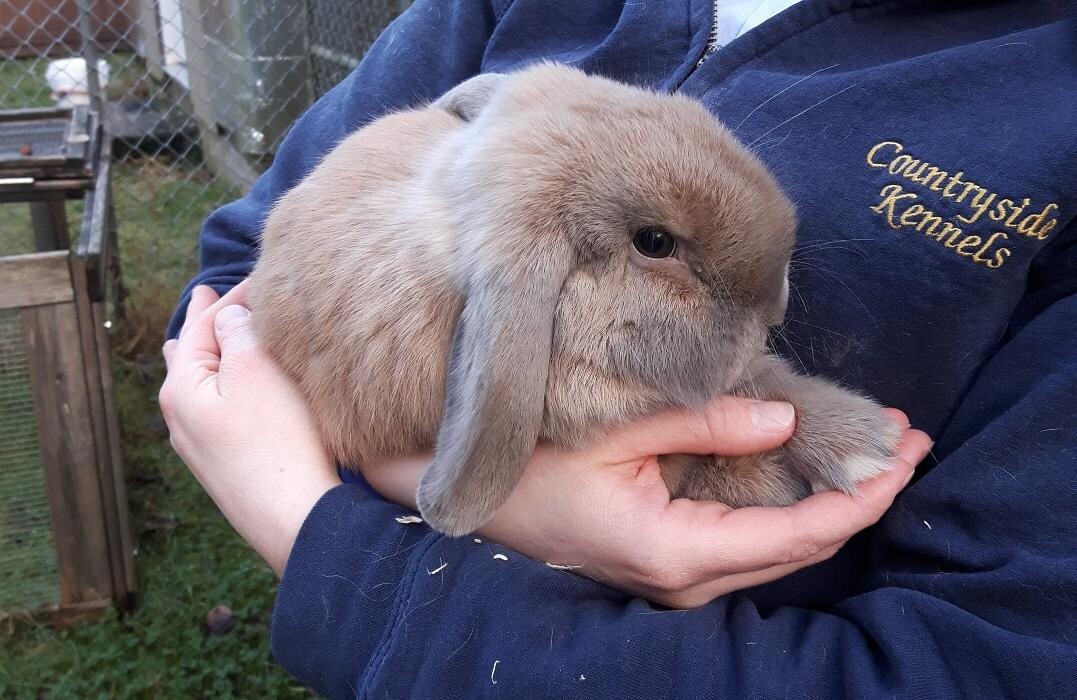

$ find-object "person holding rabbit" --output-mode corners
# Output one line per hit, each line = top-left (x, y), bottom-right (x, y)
(160, 0), (1077, 697)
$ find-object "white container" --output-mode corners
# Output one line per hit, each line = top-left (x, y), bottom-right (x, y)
(45, 58), (111, 108)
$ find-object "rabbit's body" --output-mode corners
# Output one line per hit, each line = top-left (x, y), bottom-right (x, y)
(253, 108), (463, 466)
(250, 63), (899, 535)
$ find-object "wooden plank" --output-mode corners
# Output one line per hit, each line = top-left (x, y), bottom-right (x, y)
(64, 106), (92, 165)
(76, 126), (111, 301)
(0, 252), (73, 310)
(0, 599), (111, 633)
(71, 131), (136, 600)
(69, 119), (131, 600)
(70, 243), (132, 604)
(0, 183), (91, 203)
(99, 178), (134, 598)
(79, 124), (110, 259)
(0, 107), (71, 124)
(30, 199), (70, 252)
(93, 299), (137, 601)
(22, 302), (114, 605)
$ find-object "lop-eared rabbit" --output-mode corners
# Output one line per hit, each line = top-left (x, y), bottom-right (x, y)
(250, 63), (899, 536)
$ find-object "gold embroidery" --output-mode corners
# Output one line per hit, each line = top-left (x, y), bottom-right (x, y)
(988, 247), (1012, 269)
(914, 210), (945, 236)
(933, 222), (963, 244)
(954, 236), (983, 256)
(865, 141), (902, 168)
(973, 232), (1010, 267)
(1016, 203), (1059, 240)
(999, 198), (1025, 225)
(870, 184), (917, 228)
(865, 140), (1062, 268)
(867, 184), (1012, 268)
(898, 203), (926, 228)
(942, 172), (967, 198)
(988, 199), (1015, 222)
(957, 188), (996, 225)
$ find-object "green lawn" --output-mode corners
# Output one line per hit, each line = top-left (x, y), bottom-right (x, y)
(0, 52), (152, 110)
(0, 56), (303, 695)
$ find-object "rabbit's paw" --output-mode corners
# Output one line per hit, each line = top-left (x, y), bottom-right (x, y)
(784, 389), (901, 494)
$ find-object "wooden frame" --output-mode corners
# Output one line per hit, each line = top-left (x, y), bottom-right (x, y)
(0, 108), (135, 625)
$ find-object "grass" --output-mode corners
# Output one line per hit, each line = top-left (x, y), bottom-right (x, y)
(0, 51), (151, 110)
(0, 57), (304, 696)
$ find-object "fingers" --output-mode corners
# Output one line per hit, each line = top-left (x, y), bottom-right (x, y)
(213, 302), (278, 398)
(169, 282), (253, 364)
(607, 396), (796, 459)
(214, 305), (256, 354)
(172, 285), (227, 364)
(701, 427), (931, 572)
(217, 278), (251, 308)
(162, 338), (177, 370)
(661, 541), (844, 608)
(178, 284), (220, 341)
(883, 407), (910, 428)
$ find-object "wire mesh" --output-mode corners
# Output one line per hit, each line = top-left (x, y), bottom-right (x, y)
(1, 0), (411, 273)
(0, 309), (60, 613)
(308, 0), (410, 97)
(1, 1), (411, 612)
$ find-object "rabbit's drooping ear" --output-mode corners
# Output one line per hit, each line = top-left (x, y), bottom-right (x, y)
(416, 249), (571, 536)
(435, 73), (506, 122)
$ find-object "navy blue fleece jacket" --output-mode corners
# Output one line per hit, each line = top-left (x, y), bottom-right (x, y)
(167, 1), (1077, 696)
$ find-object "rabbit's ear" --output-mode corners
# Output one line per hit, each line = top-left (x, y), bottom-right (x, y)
(435, 73), (506, 122)
(416, 248), (570, 536)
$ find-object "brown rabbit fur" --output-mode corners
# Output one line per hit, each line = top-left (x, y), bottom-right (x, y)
(249, 63), (899, 536)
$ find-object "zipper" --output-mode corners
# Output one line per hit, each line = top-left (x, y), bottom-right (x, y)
(697, 0), (720, 66)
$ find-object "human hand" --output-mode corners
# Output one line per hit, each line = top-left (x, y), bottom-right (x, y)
(363, 403), (930, 608)
(160, 282), (341, 575)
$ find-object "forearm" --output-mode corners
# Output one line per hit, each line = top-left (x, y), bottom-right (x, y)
(272, 292), (1077, 697)
(196, 453), (341, 576)
(162, 290), (345, 576)
(273, 484), (1076, 698)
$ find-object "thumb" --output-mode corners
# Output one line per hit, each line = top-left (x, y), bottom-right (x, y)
(213, 304), (257, 356)
(608, 395), (796, 459)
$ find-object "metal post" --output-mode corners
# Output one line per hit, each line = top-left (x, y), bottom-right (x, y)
(76, 0), (103, 114)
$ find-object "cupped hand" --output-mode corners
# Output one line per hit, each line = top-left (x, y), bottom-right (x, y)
(159, 282), (341, 575)
(363, 404), (931, 609)
(160, 283), (931, 604)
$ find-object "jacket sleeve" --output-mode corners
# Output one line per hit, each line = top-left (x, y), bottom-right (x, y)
(270, 227), (1077, 698)
(164, 0), (506, 339)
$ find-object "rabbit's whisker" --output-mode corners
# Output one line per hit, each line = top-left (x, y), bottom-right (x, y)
(732, 63), (840, 133)
(789, 259), (878, 326)
(749, 130), (793, 154)
(794, 238), (873, 254)
(747, 83), (859, 149)
(783, 317), (855, 341)
(769, 324), (809, 374)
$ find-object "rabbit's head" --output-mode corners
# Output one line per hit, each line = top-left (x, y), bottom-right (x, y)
(417, 63), (796, 535)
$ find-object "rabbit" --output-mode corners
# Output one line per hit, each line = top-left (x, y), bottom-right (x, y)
(248, 62), (900, 537)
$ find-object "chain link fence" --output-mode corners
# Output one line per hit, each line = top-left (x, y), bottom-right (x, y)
(1, 0), (410, 340)
(0, 1), (409, 614)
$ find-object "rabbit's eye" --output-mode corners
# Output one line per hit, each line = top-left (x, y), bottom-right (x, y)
(633, 227), (677, 259)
